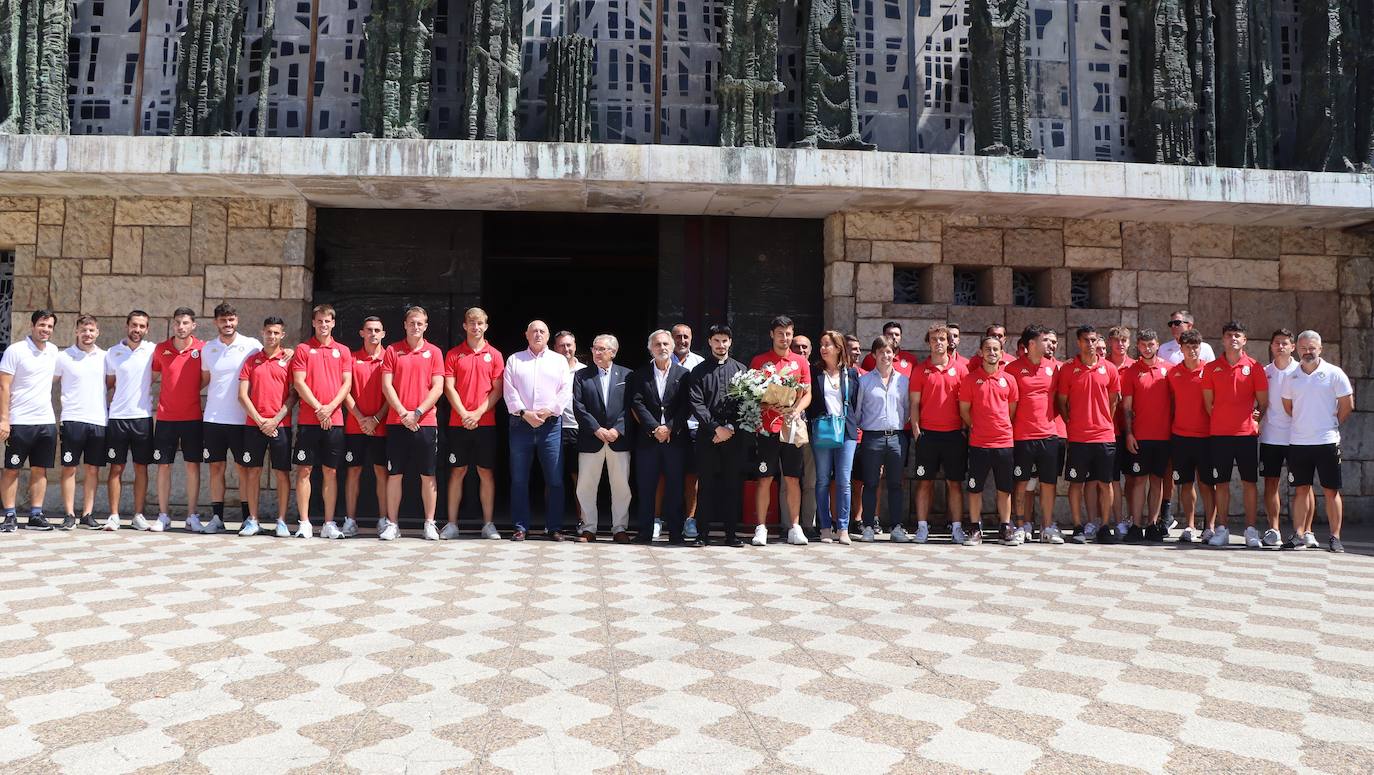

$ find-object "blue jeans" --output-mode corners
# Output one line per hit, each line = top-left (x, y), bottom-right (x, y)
(509, 417), (564, 533)
(813, 439), (857, 531)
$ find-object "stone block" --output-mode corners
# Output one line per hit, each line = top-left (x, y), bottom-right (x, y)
(1005, 307), (1065, 341)
(1297, 291), (1340, 335)
(1091, 270), (1138, 308)
(14, 276), (50, 309)
(1279, 254), (1338, 291)
(61, 199), (114, 258)
(1230, 290), (1297, 340)
(82, 275), (204, 318)
(205, 265), (281, 299)
(1339, 294), (1371, 328)
(1121, 309), (1139, 329)
(227, 228), (289, 265)
(1340, 328), (1373, 378)
(1063, 219), (1121, 248)
(0, 196), (38, 211)
(1044, 268), (1072, 308)
(1064, 246), (1122, 269)
(1137, 271), (1188, 303)
(1170, 223), (1232, 257)
(882, 303), (949, 322)
(228, 200), (273, 229)
(191, 200), (228, 266)
(920, 214), (944, 242)
(141, 227), (192, 275)
(845, 211), (922, 241)
(1342, 411), (1374, 459)
(49, 260), (82, 311)
(271, 200), (310, 229)
(1324, 342), (1342, 369)
(111, 227), (143, 275)
(1003, 228), (1063, 267)
(823, 213), (845, 264)
(856, 317), (887, 343)
(855, 263), (893, 303)
(1326, 230), (1370, 256)
(871, 240), (940, 265)
(823, 295), (856, 333)
(1339, 256), (1374, 294)
(1121, 222), (1172, 270)
(943, 227), (1002, 265)
(37, 198), (64, 225)
(83, 259), (110, 275)
(846, 239), (872, 262)
(13, 245), (40, 275)
(824, 262), (854, 297)
(980, 267), (1013, 307)
(0, 210), (37, 246)
(954, 306), (1005, 335)
(281, 229), (309, 266)
(1189, 257), (1279, 289)
(115, 198), (192, 226)
(1188, 287), (1232, 337)
(36, 224), (62, 257)
(1139, 306), (1177, 337)
(1232, 225), (1282, 259)
(925, 264), (953, 303)
(1280, 227), (1324, 255)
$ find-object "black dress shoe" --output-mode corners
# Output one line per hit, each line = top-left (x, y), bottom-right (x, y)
(632, 534), (653, 544)
(60, 515), (77, 531)
(547, 531), (566, 542)
(725, 538), (744, 547)
(27, 513), (54, 531)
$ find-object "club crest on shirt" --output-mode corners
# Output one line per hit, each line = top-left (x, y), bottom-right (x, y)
(190, 350), (200, 359)
(947, 369), (956, 377)
(1241, 365), (1250, 376)
(332, 349), (340, 359)
(998, 377), (1007, 387)
(421, 350), (431, 359)
(976, 379), (984, 385)
(1096, 366), (1105, 374)
(484, 353), (492, 363)
(1160, 367), (1167, 376)
(899, 360), (908, 369)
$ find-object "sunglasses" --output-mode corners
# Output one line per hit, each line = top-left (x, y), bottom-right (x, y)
(1167, 320), (1186, 327)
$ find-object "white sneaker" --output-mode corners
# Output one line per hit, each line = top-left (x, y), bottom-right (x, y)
(1207, 526), (1230, 547)
(786, 524), (809, 545)
(102, 514), (120, 531)
(423, 521), (440, 541)
(204, 515), (224, 534)
(1041, 525), (1065, 544)
(150, 513), (170, 532)
(1244, 526), (1261, 548)
(836, 530), (852, 545)
(819, 528), (833, 543)
(683, 517), (699, 540)
(380, 521), (399, 541)
(275, 519), (290, 537)
(1261, 528), (1281, 547)
(376, 517), (390, 536)
(1015, 526), (1028, 544)
(481, 522), (500, 539)
(1083, 522), (1099, 540)
(439, 522), (460, 540)
(890, 525), (911, 543)
(296, 521), (313, 539)
(951, 523), (967, 545)
(752, 525), (768, 546)
(653, 519), (663, 540)
(131, 513), (150, 531)
(861, 526), (875, 542)
(239, 518), (260, 537)
(341, 517), (359, 537)
(1304, 531), (1319, 549)
(914, 523), (929, 543)
(321, 521), (343, 539)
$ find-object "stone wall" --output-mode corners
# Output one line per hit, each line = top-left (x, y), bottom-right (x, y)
(823, 210), (1374, 518)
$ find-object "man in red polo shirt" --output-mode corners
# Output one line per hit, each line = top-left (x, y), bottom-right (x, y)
(859, 321), (918, 376)
(290, 304), (353, 539)
(341, 316), (388, 538)
(1167, 329), (1215, 543)
(1055, 325), (1121, 544)
(959, 336), (1019, 545)
(379, 306), (446, 541)
(151, 307), (205, 533)
(1007, 325), (1064, 544)
(236, 316), (295, 537)
(1121, 329), (1172, 542)
(1201, 320), (1268, 547)
(909, 324), (968, 544)
(749, 315), (812, 546)
(442, 306), (505, 540)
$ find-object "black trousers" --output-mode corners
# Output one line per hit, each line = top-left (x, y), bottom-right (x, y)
(695, 434), (746, 540)
(635, 439), (687, 538)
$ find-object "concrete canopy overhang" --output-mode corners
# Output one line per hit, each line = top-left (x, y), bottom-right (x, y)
(2, 136), (1373, 228)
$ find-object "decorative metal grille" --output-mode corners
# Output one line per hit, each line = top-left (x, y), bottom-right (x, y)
(1012, 270), (1037, 307)
(1070, 271), (1092, 308)
(0, 250), (14, 348)
(894, 266), (922, 303)
(953, 268), (979, 306)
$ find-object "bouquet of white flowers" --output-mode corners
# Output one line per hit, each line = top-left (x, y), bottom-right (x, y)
(727, 368), (800, 433)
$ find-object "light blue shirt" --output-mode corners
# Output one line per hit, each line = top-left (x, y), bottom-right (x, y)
(854, 369), (909, 431)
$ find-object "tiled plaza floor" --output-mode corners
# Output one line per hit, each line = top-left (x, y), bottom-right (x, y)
(1, 524), (1372, 774)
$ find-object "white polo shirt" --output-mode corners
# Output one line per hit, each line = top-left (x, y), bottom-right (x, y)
(201, 334), (262, 425)
(0, 337), (59, 425)
(1259, 360), (1298, 445)
(106, 340), (156, 419)
(56, 345), (108, 426)
(1280, 359), (1353, 446)
(1159, 339), (1216, 365)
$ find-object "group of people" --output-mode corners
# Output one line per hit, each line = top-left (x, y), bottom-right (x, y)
(0, 304), (1353, 552)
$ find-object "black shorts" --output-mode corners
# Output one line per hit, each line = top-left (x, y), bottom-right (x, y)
(1124, 439), (1170, 479)
(1287, 444), (1342, 489)
(913, 429), (967, 481)
(242, 426), (293, 471)
(1258, 443), (1287, 479)
(202, 422), (245, 463)
(153, 420), (202, 464)
(1012, 436), (1062, 484)
(1170, 435), (1213, 485)
(294, 424), (344, 468)
(59, 421), (106, 467)
(343, 433), (387, 469)
(5, 424), (57, 469)
(967, 446), (1014, 493)
(386, 425), (438, 477)
(562, 426), (580, 474)
(1065, 441), (1116, 483)
(754, 433), (804, 479)
(1209, 435), (1259, 484)
(447, 426), (497, 469)
(105, 418), (155, 465)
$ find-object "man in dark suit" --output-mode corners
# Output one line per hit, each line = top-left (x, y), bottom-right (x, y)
(630, 330), (691, 544)
(572, 334), (634, 542)
(688, 324), (749, 547)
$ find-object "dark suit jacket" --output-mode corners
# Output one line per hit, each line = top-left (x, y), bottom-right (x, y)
(572, 363), (633, 452)
(804, 365), (861, 440)
(629, 361), (691, 444)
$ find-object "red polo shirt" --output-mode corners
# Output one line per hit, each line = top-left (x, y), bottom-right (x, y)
(153, 337), (205, 422)
(289, 337), (352, 426)
(1007, 356), (1059, 441)
(1168, 362), (1209, 438)
(1055, 358), (1121, 443)
(347, 347), (386, 436)
(239, 349), (293, 426)
(445, 342), (505, 427)
(1202, 353), (1268, 436)
(960, 368), (1018, 448)
(910, 358), (967, 432)
(382, 339), (445, 426)
(1122, 358), (1172, 441)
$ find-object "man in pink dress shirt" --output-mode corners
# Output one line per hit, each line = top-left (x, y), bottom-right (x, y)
(503, 319), (574, 541)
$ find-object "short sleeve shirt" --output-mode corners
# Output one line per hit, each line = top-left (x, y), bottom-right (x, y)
(1259, 360), (1299, 445)
(1281, 360), (1353, 446)
(202, 334), (262, 425)
(289, 337), (353, 427)
(55, 345), (108, 425)
(347, 348), (387, 436)
(239, 349), (293, 427)
(1006, 356), (1059, 441)
(152, 337), (205, 422)
(1201, 353), (1268, 436)
(381, 340), (445, 426)
(1122, 358), (1173, 442)
(106, 340), (156, 419)
(910, 358), (967, 432)
(0, 337), (59, 425)
(445, 342), (505, 427)
(1055, 358), (1121, 443)
(1168, 362), (1209, 438)
(750, 351), (812, 432)
(959, 368), (1018, 448)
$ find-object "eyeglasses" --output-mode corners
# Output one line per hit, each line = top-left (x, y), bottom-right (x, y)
(1167, 320), (1186, 327)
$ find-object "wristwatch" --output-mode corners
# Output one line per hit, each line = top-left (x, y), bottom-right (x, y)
(412, 408), (423, 420)
(517, 409), (526, 417)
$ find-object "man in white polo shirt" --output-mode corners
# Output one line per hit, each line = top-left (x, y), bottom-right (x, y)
(0, 310), (61, 532)
(105, 309), (157, 530)
(55, 315), (109, 531)
(200, 302), (263, 534)
(1259, 328), (1304, 548)
(1280, 330), (1354, 553)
